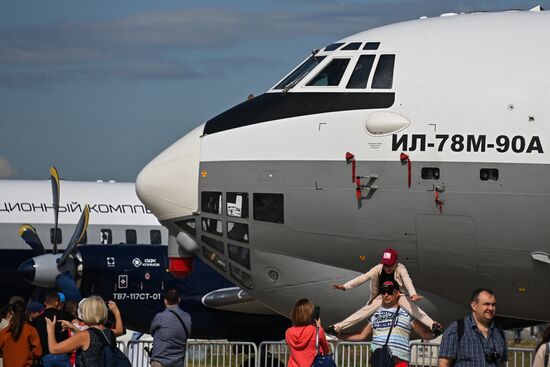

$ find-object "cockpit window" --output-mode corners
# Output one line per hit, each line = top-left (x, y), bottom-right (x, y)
(306, 58), (350, 87)
(324, 42), (344, 51)
(364, 42), (380, 50)
(274, 55), (326, 90)
(342, 42), (362, 50)
(346, 55), (375, 89)
(372, 54), (395, 89)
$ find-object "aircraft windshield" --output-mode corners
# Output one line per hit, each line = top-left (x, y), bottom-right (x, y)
(274, 55), (326, 90)
(307, 58), (350, 86)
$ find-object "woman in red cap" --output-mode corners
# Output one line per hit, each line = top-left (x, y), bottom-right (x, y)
(327, 248), (441, 336)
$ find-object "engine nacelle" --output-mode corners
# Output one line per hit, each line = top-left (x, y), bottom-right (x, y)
(18, 253), (75, 288)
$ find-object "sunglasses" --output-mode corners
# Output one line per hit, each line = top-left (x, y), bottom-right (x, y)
(380, 289), (396, 295)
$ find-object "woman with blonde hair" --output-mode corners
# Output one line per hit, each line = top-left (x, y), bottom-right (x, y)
(285, 299), (329, 367)
(45, 296), (123, 367)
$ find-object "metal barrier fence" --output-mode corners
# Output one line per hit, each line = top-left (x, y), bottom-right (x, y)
(410, 342), (440, 366)
(258, 341), (288, 367)
(186, 341), (257, 367)
(127, 340), (257, 367)
(335, 342), (371, 367)
(127, 340), (153, 366)
(507, 347), (535, 367)
(256, 340), (336, 367)
(116, 341), (127, 356)
(122, 340), (534, 367)
(336, 342), (534, 367)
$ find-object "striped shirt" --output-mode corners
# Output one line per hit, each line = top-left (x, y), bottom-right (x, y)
(369, 306), (414, 361)
(438, 315), (508, 367)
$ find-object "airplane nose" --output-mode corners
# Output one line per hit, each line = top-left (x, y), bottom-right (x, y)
(18, 258), (36, 283)
(136, 124), (203, 221)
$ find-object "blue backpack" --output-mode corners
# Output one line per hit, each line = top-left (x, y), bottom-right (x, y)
(88, 328), (131, 367)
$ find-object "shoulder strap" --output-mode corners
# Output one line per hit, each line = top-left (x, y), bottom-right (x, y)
(383, 306), (401, 346)
(495, 325), (505, 342)
(100, 329), (114, 346)
(169, 310), (189, 340)
(315, 326), (320, 354)
(450, 318), (465, 367)
(88, 327), (111, 347)
(456, 318), (465, 344)
(545, 342), (549, 367)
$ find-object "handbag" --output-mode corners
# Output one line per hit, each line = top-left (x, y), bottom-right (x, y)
(370, 306), (400, 367)
(311, 326), (336, 367)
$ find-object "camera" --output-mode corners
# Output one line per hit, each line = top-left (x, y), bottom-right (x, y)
(485, 351), (501, 363)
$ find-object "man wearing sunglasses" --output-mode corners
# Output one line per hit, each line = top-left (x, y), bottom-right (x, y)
(327, 248), (441, 336)
(338, 281), (434, 367)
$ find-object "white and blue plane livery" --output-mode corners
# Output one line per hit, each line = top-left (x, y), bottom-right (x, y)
(0, 176), (289, 341)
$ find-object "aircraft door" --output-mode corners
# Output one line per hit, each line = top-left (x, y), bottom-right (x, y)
(416, 215), (477, 282)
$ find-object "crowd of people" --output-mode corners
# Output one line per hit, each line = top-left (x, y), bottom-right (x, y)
(0, 289), (192, 367)
(285, 248), (550, 367)
(0, 292), (125, 367)
(2, 250), (550, 367)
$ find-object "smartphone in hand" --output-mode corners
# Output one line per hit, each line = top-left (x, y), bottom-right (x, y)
(312, 306), (320, 323)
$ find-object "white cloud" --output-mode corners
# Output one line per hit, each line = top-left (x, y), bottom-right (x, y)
(0, 156), (16, 178)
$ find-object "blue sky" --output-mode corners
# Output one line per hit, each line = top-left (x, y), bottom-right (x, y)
(1, 0), (548, 181)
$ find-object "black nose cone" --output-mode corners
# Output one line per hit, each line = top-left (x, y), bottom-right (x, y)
(18, 259), (36, 283)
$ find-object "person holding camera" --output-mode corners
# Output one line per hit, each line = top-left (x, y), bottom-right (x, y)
(285, 299), (329, 367)
(438, 288), (508, 367)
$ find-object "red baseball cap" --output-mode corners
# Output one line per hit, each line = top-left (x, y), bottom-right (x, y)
(381, 248), (398, 266)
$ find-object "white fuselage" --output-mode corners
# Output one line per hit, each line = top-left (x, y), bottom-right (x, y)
(137, 10), (550, 326)
(0, 180), (166, 251)
(202, 11), (549, 165)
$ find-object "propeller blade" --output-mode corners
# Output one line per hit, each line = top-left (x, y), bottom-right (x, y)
(50, 166), (61, 254)
(55, 271), (82, 302)
(58, 205), (89, 267)
(19, 224), (46, 255)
